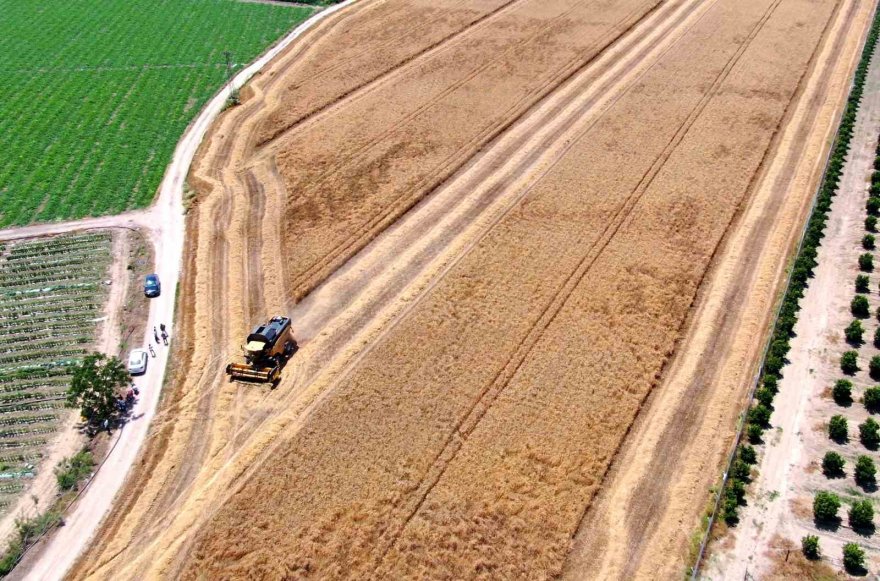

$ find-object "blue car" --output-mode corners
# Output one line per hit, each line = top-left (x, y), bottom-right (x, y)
(144, 274), (161, 298)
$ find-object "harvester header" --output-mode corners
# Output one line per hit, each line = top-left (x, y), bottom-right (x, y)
(226, 316), (297, 383)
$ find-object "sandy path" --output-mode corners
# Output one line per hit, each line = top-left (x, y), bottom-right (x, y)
(704, 16), (880, 578)
(65, 0), (874, 578)
(562, 0), (876, 578)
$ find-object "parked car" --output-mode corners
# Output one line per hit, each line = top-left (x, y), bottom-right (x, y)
(128, 349), (149, 376)
(144, 273), (161, 297)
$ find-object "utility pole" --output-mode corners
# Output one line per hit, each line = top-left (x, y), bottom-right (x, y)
(223, 50), (240, 106)
(223, 50), (234, 79)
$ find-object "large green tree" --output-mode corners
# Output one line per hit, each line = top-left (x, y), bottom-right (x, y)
(67, 353), (128, 426)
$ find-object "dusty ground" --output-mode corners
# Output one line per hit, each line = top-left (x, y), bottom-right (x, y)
(704, 24), (880, 579)
(67, 0), (877, 579)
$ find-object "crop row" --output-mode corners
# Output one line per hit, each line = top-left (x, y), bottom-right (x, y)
(0, 439), (47, 451)
(0, 326), (94, 342)
(0, 270), (109, 290)
(0, 424), (56, 440)
(0, 415), (57, 428)
(0, 347), (88, 366)
(4, 241), (109, 262)
(0, 282), (100, 301)
(0, 365), (72, 385)
(0, 298), (102, 316)
(0, 289), (103, 309)
(0, 380), (67, 395)
(4, 233), (108, 255)
(0, 304), (102, 325)
(0, 390), (67, 404)
(1, 245), (110, 268)
(0, 313), (100, 336)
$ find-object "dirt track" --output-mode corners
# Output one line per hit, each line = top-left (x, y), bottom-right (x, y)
(69, 0), (876, 578)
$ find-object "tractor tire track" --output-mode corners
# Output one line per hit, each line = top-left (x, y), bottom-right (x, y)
(367, 0), (784, 569)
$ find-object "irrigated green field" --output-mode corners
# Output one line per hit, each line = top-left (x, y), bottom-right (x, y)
(0, 0), (312, 228)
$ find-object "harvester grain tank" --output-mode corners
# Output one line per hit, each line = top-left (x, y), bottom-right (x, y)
(225, 316), (297, 383)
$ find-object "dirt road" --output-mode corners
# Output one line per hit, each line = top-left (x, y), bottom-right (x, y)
(68, 0), (876, 578)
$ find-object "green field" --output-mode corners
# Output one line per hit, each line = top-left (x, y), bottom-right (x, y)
(0, 0), (312, 228)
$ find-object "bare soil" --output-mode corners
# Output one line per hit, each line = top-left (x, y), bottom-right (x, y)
(67, 0), (876, 578)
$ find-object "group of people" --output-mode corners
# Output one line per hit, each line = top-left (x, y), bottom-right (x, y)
(149, 323), (169, 357)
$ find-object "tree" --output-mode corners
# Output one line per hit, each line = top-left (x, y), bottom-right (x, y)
(860, 253), (874, 272)
(728, 478), (746, 505)
(868, 215), (878, 232)
(852, 295), (870, 318)
(731, 459), (751, 482)
(722, 494), (739, 525)
(866, 386), (880, 413)
(739, 445), (757, 465)
(829, 415), (848, 442)
(748, 404), (771, 427)
(856, 455), (877, 488)
(747, 423), (763, 444)
(66, 353), (128, 427)
(846, 320), (865, 344)
(875, 326), (880, 348)
(850, 500), (874, 529)
(856, 274), (871, 292)
(867, 197), (880, 215)
(843, 543), (866, 574)
(813, 491), (841, 522)
(822, 451), (845, 477)
(841, 351), (859, 374)
(860, 417), (880, 449)
(801, 535), (820, 560)
(755, 387), (774, 409)
(762, 374), (778, 393)
(872, 356), (880, 380)
(864, 234), (876, 250)
(833, 379), (853, 405)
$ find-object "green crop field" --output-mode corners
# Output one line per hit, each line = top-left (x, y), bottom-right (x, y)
(0, 232), (112, 513)
(0, 0), (312, 228)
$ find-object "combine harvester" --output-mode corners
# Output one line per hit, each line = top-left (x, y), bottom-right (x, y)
(226, 315), (297, 384)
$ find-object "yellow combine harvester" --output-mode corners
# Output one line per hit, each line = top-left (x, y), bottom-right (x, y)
(225, 316), (297, 383)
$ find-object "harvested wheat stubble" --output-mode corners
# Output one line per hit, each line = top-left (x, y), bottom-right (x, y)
(181, 0), (841, 578)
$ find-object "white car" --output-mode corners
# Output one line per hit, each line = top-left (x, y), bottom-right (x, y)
(127, 349), (149, 376)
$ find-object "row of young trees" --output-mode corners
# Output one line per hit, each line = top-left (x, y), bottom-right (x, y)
(704, 11), (880, 578)
(801, 59), (880, 574)
(716, 15), (880, 531)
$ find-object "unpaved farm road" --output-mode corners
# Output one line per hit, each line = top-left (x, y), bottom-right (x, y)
(1, 4), (355, 580)
(67, 0), (878, 579)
